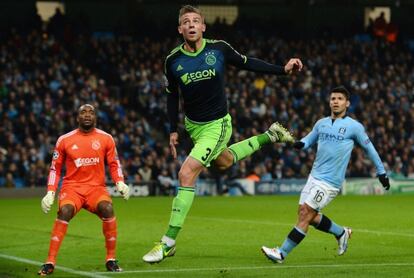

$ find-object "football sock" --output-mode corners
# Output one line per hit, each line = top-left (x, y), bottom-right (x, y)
(165, 226), (180, 242)
(46, 219), (68, 265)
(228, 134), (270, 163)
(161, 235), (176, 248)
(102, 217), (117, 261)
(314, 214), (345, 238)
(280, 227), (306, 258)
(166, 187), (195, 240)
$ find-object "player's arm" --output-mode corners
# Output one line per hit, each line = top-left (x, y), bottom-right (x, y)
(106, 136), (130, 200)
(293, 120), (321, 150)
(222, 41), (302, 75)
(167, 91), (179, 133)
(354, 123), (390, 190)
(164, 57), (180, 159)
(41, 138), (65, 213)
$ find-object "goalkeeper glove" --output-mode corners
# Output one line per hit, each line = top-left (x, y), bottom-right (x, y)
(378, 174), (390, 190)
(41, 191), (55, 213)
(116, 181), (130, 200)
(292, 141), (305, 150)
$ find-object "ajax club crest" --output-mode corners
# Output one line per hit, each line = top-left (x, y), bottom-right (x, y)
(92, 140), (101, 150)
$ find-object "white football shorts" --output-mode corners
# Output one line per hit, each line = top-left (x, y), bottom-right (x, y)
(299, 175), (340, 211)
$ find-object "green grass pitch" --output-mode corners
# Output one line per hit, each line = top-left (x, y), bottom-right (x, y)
(0, 195), (413, 277)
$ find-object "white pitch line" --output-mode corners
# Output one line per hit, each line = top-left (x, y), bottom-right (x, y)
(95, 262), (414, 274)
(189, 216), (414, 238)
(352, 228), (414, 238)
(0, 253), (109, 278)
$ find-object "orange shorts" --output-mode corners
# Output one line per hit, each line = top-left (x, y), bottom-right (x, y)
(58, 186), (112, 214)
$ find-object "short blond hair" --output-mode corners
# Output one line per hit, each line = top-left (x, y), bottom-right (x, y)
(178, 5), (204, 25)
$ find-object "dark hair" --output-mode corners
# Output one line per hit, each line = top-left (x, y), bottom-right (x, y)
(330, 86), (350, 100)
(178, 5), (203, 25)
(78, 104), (95, 114)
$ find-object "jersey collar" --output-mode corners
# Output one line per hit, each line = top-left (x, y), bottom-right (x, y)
(330, 114), (348, 124)
(180, 39), (206, 57)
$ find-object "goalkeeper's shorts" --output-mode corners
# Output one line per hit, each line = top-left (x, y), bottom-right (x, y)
(58, 186), (112, 215)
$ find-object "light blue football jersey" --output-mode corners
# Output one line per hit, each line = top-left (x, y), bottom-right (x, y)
(301, 116), (386, 188)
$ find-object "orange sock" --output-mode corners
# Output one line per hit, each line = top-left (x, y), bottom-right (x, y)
(102, 217), (117, 261)
(46, 219), (69, 265)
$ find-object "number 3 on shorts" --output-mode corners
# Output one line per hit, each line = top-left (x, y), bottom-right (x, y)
(201, 148), (212, 161)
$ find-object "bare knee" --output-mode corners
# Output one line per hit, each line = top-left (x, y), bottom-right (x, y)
(214, 150), (234, 171)
(297, 204), (316, 227)
(178, 166), (198, 185)
(178, 158), (204, 186)
(216, 158), (233, 171)
(97, 201), (114, 219)
(310, 213), (322, 227)
(58, 204), (75, 222)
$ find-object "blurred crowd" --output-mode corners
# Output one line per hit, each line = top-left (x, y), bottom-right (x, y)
(1, 13), (413, 191)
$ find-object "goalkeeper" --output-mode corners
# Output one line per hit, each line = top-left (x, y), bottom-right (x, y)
(38, 104), (130, 275)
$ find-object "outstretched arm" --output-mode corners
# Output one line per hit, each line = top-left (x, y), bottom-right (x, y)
(222, 41), (303, 75)
(294, 120), (322, 150)
(242, 57), (303, 75)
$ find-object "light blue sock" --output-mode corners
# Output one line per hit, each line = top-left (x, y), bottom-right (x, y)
(280, 238), (297, 257)
(280, 227), (306, 258)
(329, 221), (345, 238)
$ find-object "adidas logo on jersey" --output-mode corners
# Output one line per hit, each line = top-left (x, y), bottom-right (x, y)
(176, 64), (183, 71)
(71, 144), (79, 150)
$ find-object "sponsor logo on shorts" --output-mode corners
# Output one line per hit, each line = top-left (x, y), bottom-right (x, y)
(74, 157), (100, 168)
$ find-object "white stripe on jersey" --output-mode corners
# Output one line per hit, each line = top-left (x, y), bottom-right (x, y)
(117, 168), (123, 178)
(95, 128), (112, 137)
(48, 171), (56, 185)
(56, 129), (78, 147)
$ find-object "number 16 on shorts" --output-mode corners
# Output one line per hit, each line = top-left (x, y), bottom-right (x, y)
(300, 176), (340, 211)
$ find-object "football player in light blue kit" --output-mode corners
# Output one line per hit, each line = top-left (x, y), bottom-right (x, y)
(262, 86), (391, 263)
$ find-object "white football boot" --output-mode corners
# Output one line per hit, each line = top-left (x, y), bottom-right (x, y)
(337, 227), (352, 255)
(261, 246), (285, 263)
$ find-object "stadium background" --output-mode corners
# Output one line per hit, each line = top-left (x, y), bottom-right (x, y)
(0, 0), (413, 196)
(0, 1), (414, 277)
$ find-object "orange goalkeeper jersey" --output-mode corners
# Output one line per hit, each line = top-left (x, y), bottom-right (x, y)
(47, 128), (124, 192)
